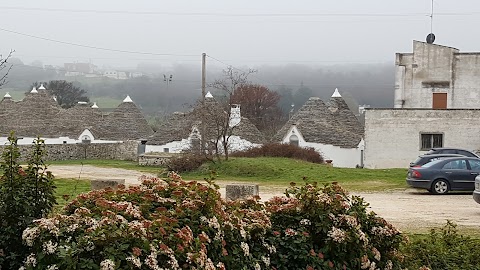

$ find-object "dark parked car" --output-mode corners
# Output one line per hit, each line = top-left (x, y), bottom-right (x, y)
(406, 157), (480, 194)
(425, 148), (480, 158)
(409, 154), (463, 167)
(474, 176), (480, 204)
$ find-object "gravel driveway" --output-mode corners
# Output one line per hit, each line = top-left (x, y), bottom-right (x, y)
(49, 165), (480, 231)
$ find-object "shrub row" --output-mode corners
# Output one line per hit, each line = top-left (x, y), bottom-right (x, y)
(166, 153), (209, 173)
(231, 143), (324, 164)
(20, 174), (405, 269)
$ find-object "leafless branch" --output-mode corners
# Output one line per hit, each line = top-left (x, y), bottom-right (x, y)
(0, 50), (14, 89)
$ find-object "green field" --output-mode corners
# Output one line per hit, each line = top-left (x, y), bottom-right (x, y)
(49, 158), (408, 191)
(90, 96), (122, 108)
(183, 157), (408, 191)
(53, 178), (91, 211)
(0, 89), (25, 100)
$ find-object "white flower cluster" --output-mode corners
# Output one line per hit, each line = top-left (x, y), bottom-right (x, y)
(371, 225), (399, 237)
(240, 228), (247, 239)
(317, 193), (332, 204)
(240, 242), (250, 257)
(126, 256), (142, 268)
(358, 230), (369, 246)
(261, 256), (270, 267)
(25, 253), (37, 267)
(47, 264), (59, 270)
(254, 262), (261, 270)
(300, 219), (311, 226)
(327, 227), (346, 243)
(42, 240), (58, 254)
(262, 242), (276, 254)
(384, 260), (393, 270)
(360, 255), (370, 269)
(216, 261), (226, 270)
(372, 247), (381, 261)
(35, 218), (60, 236)
(340, 214), (358, 227)
(67, 223), (80, 232)
(100, 259), (115, 270)
(22, 227), (40, 247)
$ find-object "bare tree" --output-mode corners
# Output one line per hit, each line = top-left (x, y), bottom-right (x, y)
(0, 50), (14, 89)
(230, 84), (285, 138)
(203, 66), (256, 160)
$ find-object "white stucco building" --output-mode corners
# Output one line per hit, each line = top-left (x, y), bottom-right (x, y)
(275, 89), (365, 168)
(146, 92), (264, 154)
(394, 40), (480, 109)
(365, 40), (480, 168)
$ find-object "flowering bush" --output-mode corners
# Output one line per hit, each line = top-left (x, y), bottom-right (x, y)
(21, 173), (272, 269)
(0, 133), (56, 270)
(265, 182), (405, 270)
(21, 171), (407, 269)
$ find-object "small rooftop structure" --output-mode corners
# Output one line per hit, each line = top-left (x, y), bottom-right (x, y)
(123, 95), (133, 102)
(331, 88), (342, 98)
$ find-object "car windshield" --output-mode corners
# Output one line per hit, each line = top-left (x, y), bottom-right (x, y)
(412, 157), (423, 164)
(421, 159), (444, 167)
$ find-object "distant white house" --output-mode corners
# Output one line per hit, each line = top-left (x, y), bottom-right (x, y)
(275, 89), (365, 168)
(103, 70), (129, 80)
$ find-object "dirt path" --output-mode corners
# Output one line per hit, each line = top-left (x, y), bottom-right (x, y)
(49, 165), (480, 231)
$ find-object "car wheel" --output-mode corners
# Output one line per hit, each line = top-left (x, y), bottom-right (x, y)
(431, 179), (449, 194)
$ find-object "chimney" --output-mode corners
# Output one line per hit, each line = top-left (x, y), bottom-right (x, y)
(229, 104), (241, 127)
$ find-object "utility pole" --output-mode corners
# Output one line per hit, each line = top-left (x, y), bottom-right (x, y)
(201, 53), (206, 154)
(202, 53), (206, 99)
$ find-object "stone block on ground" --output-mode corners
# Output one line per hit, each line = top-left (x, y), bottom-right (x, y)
(91, 179), (125, 190)
(225, 184), (259, 200)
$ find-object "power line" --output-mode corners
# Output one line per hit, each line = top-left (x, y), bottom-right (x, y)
(0, 27), (198, 57)
(0, 7), (427, 16)
(1, 6), (479, 17)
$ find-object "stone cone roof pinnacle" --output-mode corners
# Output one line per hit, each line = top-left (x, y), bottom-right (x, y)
(331, 88), (342, 98)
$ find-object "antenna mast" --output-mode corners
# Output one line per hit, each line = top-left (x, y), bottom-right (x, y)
(430, 0), (434, 33)
(426, 0), (436, 44)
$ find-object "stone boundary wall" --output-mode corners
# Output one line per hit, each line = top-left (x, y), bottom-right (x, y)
(138, 153), (181, 166)
(0, 141), (138, 162)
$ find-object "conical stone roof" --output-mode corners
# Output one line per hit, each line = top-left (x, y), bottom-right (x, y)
(150, 94), (265, 145)
(148, 112), (197, 145)
(275, 94), (363, 148)
(97, 99), (154, 140)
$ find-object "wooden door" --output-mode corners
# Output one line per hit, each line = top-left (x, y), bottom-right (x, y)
(432, 93), (447, 109)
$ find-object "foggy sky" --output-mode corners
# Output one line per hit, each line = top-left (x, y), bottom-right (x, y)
(1, 0), (479, 70)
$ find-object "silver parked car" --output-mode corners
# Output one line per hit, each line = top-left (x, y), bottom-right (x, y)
(474, 175), (480, 204)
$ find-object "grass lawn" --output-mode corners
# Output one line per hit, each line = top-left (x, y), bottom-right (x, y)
(54, 178), (91, 211)
(48, 157), (408, 192)
(182, 157), (408, 191)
